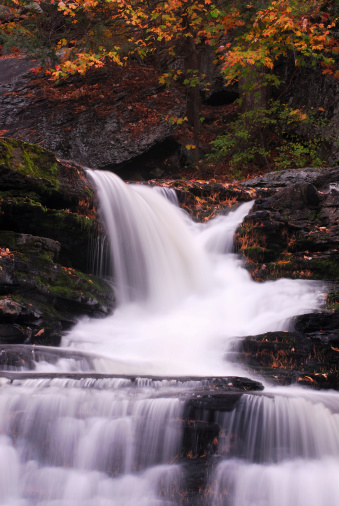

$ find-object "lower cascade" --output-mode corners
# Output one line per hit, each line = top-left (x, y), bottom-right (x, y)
(0, 170), (338, 505)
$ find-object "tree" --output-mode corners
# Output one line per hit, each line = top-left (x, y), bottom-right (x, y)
(1, 0), (337, 164)
(1, 0), (244, 161)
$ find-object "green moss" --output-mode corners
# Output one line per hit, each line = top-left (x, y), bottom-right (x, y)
(48, 266), (112, 304)
(1, 194), (47, 211)
(306, 259), (339, 280)
(243, 246), (281, 263)
(326, 288), (339, 311)
(237, 223), (254, 236)
(0, 137), (59, 189)
(9, 293), (65, 323)
(243, 246), (266, 262)
(264, 257), (339, 281)
(13, 246), (112, 308)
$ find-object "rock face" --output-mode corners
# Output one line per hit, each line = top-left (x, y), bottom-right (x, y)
(0, 137), (115, 345)
(0, 58), (184, 170)
(237, 167), (339, 281)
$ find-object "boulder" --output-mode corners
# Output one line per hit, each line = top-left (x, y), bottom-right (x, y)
(0, 59), (185, 170)
(0, 138), (115, 345)
(236, 167), (339, 281)
(233, 311), (339, 389)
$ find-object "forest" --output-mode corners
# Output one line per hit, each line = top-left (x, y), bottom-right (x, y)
(1, 0), (338, 179)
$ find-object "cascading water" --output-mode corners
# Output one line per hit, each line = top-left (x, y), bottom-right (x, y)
(0, 169), (338, 505)
(209, 389), (339, 506)
(87, 170), (209, 306)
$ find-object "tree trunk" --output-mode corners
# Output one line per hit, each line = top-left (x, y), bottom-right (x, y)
(183, 36), (200, 163)
(238, 67), (271, 113)
(238, 67), (272, 168)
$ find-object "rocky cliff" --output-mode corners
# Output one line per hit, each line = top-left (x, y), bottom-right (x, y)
(0, 57), (185, 174)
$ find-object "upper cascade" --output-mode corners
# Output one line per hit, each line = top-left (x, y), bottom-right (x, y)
(87, 170), (210, 307)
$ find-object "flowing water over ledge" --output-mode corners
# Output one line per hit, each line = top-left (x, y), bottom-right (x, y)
(0, 170), (337, 505)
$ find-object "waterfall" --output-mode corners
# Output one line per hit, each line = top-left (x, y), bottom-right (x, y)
(209, 389), (339, 506)
(217, 392), (339, 462)
(62, 170), (323, 377)
(0, 377), (184, 505)
(87, 170), (209, 306)
(0, 170), (336, 505)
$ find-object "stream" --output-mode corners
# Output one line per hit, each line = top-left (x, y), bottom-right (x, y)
(0, 171), (338, 505)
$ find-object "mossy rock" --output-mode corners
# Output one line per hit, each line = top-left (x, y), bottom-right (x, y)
(326, 287), (339, 312)
(0, 197), (98, 271)
(0, 229), (115, 344)
(239, 323), (339, 389)
(263, 257), (339, 281)
(0, 137), (96, 214)
(0, 139), (115, 345)
(0, 295), (64, 346)
(242, 246), (280, 263)
(12, 249), (114, 313)
(0, 137), (59, 187)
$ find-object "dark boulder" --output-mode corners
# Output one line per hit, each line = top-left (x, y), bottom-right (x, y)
(0, 138), (115, 345)
(0, 59), (184, 171)
(234, 311), (339, 389)
(236, 167), (339, 282)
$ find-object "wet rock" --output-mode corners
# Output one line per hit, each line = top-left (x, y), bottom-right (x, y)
(0, 324), (30, 344)
(235, 168), (339, 282)
(0, 296), (42, 321)
(0, 137), (100, 271)
(235, 311), (339, 389)
(0, 241), (114, 344)
(141, 179), (254, 221)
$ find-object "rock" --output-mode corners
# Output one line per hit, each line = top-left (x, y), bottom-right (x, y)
(234, 168), (339, 390)
(0, 137), (99, 271)
(235, 168), (339, 282)
(240, 166), (339, 193)
(0, 234), (114, 344)
(0, 4), (17, 22)
(0, 60), (185, 170)
(139, 179), (254, 221)
(16, 235), (61, 260)
(0, 296), (42, 320)
(0, 138), (115, 345)
(19, 2), (43, 14)
(234, 311), (339, 389)
(0, 324), (30, 344)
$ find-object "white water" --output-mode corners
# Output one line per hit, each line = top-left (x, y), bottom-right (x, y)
(1, 170), (338, 505)
(62, 170), (324, 378)
(87, 170), (209, 306)
(0, 377), (184, 505)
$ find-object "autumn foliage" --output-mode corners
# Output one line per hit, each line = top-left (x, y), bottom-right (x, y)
(1, 1), (336, 81)
(1, 0), (338, 170)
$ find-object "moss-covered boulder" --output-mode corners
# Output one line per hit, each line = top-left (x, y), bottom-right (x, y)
(0, 138), (115, 345)
(0, 137), (94, 208)
(0, 239), (114, 345)
(0, 137), (101, 271)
